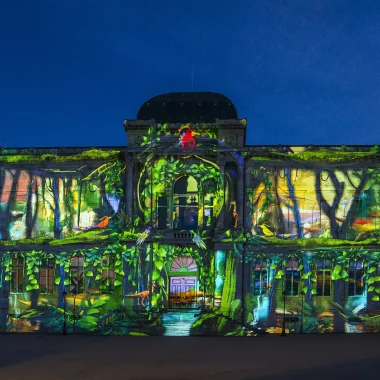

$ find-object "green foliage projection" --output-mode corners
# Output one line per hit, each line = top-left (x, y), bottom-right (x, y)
(2, 123), (380, 336)
(248, 146), (380, 163)
(0, 149), (121, 163)
(138, 155), (223, 225)
(140, 123), (218, 146)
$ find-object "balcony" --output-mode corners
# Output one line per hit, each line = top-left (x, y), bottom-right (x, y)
(165, 231), (195, 240)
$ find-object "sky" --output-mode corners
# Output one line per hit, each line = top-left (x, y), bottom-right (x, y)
(1, 0), (380, 148)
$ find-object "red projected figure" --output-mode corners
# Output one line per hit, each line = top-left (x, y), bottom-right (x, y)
(179, 125), (197, 149)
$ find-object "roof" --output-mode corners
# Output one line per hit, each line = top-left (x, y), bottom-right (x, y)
(137, 92), (238, 123)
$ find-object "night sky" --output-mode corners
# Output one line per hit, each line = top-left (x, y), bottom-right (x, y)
(1, 0), (380, 148)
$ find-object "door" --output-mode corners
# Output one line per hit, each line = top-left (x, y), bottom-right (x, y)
(169, 276), (198, 308)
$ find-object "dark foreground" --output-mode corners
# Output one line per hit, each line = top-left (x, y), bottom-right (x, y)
(0, 334), (379, 380)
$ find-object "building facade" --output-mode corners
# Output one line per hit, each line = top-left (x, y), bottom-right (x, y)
(1, 92), (380, 335)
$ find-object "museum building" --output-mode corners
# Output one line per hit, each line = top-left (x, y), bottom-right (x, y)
(0, 92), (379, 335)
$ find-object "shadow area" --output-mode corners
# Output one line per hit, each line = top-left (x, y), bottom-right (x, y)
(0, 334), (101, 369)
(251, 357), (380, 380)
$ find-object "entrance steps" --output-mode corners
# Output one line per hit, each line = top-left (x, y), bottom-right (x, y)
(162, 309), (200, 336)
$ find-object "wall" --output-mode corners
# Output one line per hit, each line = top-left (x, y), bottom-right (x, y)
(1, 139), (380, 335)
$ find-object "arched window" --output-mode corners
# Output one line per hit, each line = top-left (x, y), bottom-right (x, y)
(171, 256), (198, 272)
(173, 176), (198, 230)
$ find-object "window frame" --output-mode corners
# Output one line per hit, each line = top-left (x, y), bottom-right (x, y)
(202, 193), (214, 228)
(69, 256), (85, 295)
(39, 258), (55, 295)
(10, 257), (24, 294)
(99, 256), (116, 294)
(284, 259), (299, 296)
(348, 260), (364, 296)
(316, 259), (332, 297)
(172, 176), (199, 230)
(253, 260), (269, 296)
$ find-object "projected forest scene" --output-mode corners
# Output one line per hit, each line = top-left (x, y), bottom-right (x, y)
(0, 127), (380, 335)
(0, 149), (125, 242)
(247, 160), (380, 243)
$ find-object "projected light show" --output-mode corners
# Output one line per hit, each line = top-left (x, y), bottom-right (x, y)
(0, 92), (379, 335)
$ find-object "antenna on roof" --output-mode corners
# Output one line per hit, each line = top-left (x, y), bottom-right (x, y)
(191, 60), (195, 90)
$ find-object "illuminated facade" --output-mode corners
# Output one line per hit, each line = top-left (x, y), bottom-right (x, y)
(1, 92), (380, 335)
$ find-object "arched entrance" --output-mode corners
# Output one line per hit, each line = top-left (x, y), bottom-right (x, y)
(169, 256), (199, 309)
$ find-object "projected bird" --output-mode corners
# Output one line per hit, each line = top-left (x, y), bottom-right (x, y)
(136, 227), (152, 246)
(336, 217), (376, 233)
(260, 224), (275, 237)
(178, 125), (197, 149)
(259, 224), (297, 239)
(192, 231), (206, 249)
(74, 216), (110, 232)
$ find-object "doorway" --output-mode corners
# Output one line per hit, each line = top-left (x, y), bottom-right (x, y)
(169, 256), (199, 309)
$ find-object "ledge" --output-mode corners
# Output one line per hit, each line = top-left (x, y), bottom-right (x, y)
(0, 149), (122, 164)
(0, 229), (141, 248)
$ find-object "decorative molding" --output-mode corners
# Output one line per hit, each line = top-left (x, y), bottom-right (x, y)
(216, 119), (246, 127)
(224, 135), (235, 145)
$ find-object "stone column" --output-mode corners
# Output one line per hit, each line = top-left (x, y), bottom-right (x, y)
(333, 279), (346, 333)
(216, 160), (226, 230)
(244, 165), (253, 231)
(236, 162), (245, 229)
(167, 155), (177, 230)
(0, 254), (10, 331)
(125, 155), (134, 226)
(366, 267), (377, 316)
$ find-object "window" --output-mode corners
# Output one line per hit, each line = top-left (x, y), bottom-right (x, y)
(157, 196), (168, 229)
(100, 256), (115, 294)
(284, 260), (299, 296)
(203, 193), (214, 228)
(70, 257), (85, 295)
(316, 259), (331, 296)
(172, 176), (198, 230)
(40, 258), (55, 294)
(348, 261), (364, 296)
(171, 256), (198, 272)
(10, 258), (24, 293)
(253, 260), (268, 296)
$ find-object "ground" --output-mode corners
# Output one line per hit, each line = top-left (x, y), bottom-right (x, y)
(0, 334), (379, 380)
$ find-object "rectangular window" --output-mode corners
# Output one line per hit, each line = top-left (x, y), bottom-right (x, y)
(173, 177), (198, 230)
(348, 261), (364, 296)
(316, 259), (331, 296)
(40, 258), (55, 294)
(10, 258), (24, 293)
(285, 260), (299, 296)
(253, 260), (268, 296)
(173, 197), (198, 230)
(203, 193), (214, 228)
(157, 196), (167, 229)
(70, 257), (85, 295)
(100, 256), (115, 294)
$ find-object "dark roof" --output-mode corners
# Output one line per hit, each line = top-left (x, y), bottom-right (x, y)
(137, 92), (238, 123)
